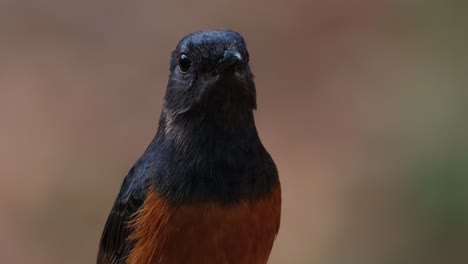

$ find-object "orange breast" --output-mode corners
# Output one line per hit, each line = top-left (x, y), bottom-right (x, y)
(127, 185), (281, 264)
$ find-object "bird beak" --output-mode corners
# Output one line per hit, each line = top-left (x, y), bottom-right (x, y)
(217, 50), (242, 73)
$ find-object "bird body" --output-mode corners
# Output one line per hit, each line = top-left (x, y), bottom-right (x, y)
(127, 185), (280, 264)
(98, 30), (280, 264)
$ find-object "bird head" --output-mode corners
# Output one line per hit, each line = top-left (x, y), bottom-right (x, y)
(163, 30), (256, 118)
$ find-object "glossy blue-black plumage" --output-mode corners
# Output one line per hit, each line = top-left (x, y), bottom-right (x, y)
(97, 30), (278, 264)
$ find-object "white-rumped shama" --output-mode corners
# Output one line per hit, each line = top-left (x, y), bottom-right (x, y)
(97, 30), (281, 264)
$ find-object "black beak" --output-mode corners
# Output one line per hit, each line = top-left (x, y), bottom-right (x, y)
(217, 50), (242, 73)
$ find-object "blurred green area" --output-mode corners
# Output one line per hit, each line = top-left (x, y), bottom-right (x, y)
(0, 0), (466, 263)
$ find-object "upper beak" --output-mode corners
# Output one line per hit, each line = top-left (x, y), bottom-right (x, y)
(217, 50), (242, 73)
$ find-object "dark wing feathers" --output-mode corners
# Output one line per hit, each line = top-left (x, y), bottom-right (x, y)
(97, 161), (153, 264)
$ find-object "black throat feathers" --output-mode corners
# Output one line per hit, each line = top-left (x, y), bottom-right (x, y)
(147, 107), (278, 205)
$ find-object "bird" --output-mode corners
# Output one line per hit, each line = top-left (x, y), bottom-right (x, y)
(97, 29), (281, 264)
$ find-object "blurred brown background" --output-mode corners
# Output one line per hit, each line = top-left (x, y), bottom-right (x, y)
(1, 0), (467, 263)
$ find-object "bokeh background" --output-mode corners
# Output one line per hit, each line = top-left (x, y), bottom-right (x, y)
(1, 0), (467, 263)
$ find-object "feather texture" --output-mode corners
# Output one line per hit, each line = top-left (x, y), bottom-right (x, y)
(127, 185), (281, 264)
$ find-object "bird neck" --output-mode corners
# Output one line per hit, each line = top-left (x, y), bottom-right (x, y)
(146, 109), (278, 205)
(158, 109), (261, 165)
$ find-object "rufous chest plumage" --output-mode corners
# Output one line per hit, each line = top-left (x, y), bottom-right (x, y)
(127, 185), (281, 264)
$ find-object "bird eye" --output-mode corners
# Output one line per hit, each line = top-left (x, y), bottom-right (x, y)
(179, 53), (191, 73)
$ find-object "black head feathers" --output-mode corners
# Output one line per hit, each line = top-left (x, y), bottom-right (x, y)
(164, 30), (256, 117)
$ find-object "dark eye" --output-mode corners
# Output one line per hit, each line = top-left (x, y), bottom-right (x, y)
(179, 53), (191, 73)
